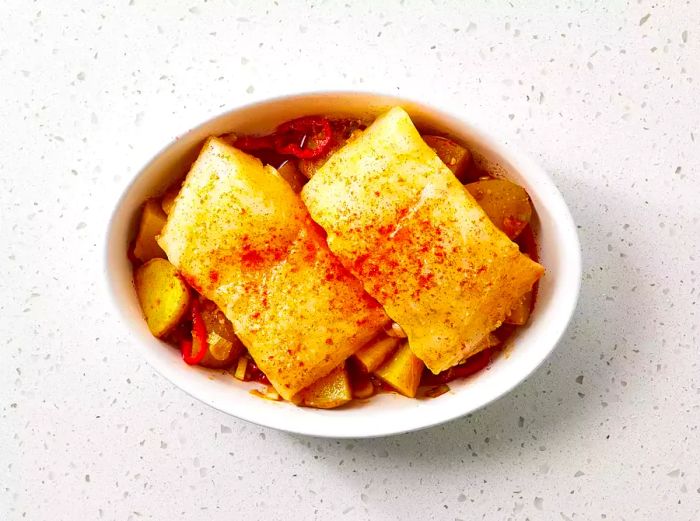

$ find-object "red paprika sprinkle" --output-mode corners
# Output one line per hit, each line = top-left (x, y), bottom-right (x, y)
(241, 249), (265, 267)
(181, 300), (208, 365)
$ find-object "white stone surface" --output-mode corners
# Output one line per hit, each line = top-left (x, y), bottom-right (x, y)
(1, 1), (699, 519)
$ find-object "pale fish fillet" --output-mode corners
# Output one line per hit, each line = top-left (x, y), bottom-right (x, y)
(158, 137), (388, 399)
(301, 107), (544, 373)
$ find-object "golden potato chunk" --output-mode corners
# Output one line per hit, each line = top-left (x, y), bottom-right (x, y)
(134, 258), (191, 337)
(160, 184), (181, 215)
(354, 336), (400, 373)
(422, 135), (472, 181)
(297, 158), (318, 179)
(198, 300), (245, 369)
(505, 290), (533, 325)
(374, 342), (425, 398)
(465, 179), (533, 239)
(133, 199), (167, 262)
(298, 365), (352, 409)
(277, 160), (307, 193)
(233, 356), (249, 380)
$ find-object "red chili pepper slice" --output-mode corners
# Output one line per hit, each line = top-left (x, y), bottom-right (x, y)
(234, 134), (275, 152)
(273, 116), (332, 159)
(181, 300), (208, 365)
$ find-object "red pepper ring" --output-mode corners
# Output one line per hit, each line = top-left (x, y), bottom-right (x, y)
(234, 134), (275, 152)
(181, 300), (208, 365)
(273, 116), (332, 159)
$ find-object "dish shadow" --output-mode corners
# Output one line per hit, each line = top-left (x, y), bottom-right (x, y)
(284, 174), (656, 482)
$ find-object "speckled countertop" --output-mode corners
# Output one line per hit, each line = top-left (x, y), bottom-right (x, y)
(2, 1), (699, 520)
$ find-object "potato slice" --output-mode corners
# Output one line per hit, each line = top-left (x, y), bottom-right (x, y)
(298, 154), (337, 180)
(354, 336), (400, 373)
(374, 342), (424, 398)
(297, 158), (318, 179)
(251, 386), (282, 401)
(297, 126), (364, 179)
(277, 160), (307, 193)
(465, 179), (533, 239)
(198, 300), (245, 369)
(160, 184), (181, 215)
(422, 135), (472, 181)
(133, 199), (167, 262)
(134, 258), (191, 337)
(298, 364), (352, 409)
(233, 356), (249, 380)
(505, 290), (533, 325)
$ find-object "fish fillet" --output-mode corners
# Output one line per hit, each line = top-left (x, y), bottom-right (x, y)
(158, 137), (388, 399)
(301, 107), (544, 373)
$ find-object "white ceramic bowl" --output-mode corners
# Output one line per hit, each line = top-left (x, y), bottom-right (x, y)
(105, 92), (581, 438)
